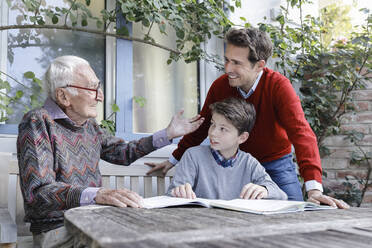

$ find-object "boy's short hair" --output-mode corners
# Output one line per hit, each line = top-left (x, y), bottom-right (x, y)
(209, 98), (256, 134)
(225, 27), (273, 63)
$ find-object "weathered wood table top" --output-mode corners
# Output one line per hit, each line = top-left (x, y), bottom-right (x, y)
(64, 205), (372, 248)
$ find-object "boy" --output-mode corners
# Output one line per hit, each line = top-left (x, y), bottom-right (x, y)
(167, 97), (287, 200)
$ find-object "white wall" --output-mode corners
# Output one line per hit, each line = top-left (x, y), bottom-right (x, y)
(229, 0), (282, 26)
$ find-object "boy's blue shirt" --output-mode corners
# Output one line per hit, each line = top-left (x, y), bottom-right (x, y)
(210, 148), (239, 168)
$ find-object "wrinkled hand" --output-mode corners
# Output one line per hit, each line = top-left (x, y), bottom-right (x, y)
(166, 110), (204, 140)
(240, 183), (268, 199)
(95, 188), (144, 208)
(171, 183), (196, 199)
(307, 190), (349, 209)
(146, 160), (174, 176)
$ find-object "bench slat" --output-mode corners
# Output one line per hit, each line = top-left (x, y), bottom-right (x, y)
(130, 177), (140, 194)
(144, 177), (153, 198)
(116, 177), (125, 190)
(157, 177), (165, 196)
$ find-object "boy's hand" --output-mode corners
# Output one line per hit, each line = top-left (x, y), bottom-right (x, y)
(171, 183), (196, 199)
(240, 183), (268, 199)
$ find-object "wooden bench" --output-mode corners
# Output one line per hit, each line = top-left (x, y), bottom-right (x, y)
(6, 156), (175, 239)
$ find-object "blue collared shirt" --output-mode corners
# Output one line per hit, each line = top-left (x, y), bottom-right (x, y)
(237, 70), (263, 99)
(210, 147), (240, 168)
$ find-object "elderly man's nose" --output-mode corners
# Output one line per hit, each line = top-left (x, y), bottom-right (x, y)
(96, 88), (104, 102)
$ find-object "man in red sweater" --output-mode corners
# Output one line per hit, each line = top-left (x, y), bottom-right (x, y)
(147, 28), (348, 208)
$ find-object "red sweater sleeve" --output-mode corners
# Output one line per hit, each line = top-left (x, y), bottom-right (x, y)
(273, 77), (322, 183)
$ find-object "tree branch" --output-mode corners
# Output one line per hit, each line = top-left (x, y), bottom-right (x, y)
(0, 70), (31, 89)
(0, 24), (181, 55)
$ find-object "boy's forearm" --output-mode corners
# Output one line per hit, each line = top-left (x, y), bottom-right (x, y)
(264, 183), (288, 200)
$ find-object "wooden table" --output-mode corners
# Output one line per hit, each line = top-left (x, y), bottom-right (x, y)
(64, 205), (372, 248)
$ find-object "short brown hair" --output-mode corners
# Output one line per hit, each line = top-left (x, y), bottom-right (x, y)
(209, 98), (256, 134)
(225, 27), (273, 63)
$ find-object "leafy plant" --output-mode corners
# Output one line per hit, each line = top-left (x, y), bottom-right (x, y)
(100, 103), (120, 136)
(0, 70), (43, 122)
(133, 96), (147, 108)
(341, 130), (372, 206)
(255, 0), (371, 205)
(2, 0), (239, 64)
(258, 0), (371, 151)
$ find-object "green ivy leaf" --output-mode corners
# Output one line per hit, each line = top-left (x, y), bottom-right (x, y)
(117, 26), (129, 36)
(33, 78), (42, 87)
(111, 103), (120, 113)
(24, 71), (35, 79)
(133, 96), (147, 107)
(159, 23), (166, 34)
(0, 80), (11, 91)
(37, 18), (45, 25)
(82, 19), (88, 26)
(30, 16), (37, 23)
(176, 29), (185, 39)
(15, 90), (24, 99)
(52, 15), (59, 24)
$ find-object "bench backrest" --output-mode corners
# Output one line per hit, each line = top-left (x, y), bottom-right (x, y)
(99, 158), (175, 197)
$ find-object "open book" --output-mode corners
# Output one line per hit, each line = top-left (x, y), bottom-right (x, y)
(143, 196), (336, 215)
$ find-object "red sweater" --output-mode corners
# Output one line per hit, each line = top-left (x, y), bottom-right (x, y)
(173, 67), (322, 183)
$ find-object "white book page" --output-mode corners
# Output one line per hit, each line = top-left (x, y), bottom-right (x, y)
(143, 196), (213, 209)
(210, 199), (307, 213)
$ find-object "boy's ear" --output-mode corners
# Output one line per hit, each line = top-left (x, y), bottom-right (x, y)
(238, 131), (249, 144)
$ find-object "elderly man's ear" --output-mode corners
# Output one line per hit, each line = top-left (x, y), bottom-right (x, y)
(55, 88), (71, 108)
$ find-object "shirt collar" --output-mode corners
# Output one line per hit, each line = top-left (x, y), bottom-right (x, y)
(237, 70), (263, 99)
(43, 97), (69, 120)
(210, 147), (240, 168)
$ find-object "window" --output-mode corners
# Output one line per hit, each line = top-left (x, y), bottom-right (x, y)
(0, 0), (106, 134)
(0, 1), (224, 138)
(132, 22), (198, 134)
(114, 20), (201, 139)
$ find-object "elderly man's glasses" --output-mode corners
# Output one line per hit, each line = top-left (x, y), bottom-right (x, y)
(64, 82), (102, 100)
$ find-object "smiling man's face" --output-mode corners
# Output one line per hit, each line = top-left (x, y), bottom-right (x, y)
(224, 44), (263, 93)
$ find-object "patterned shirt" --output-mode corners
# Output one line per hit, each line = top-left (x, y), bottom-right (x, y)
(17, 98), (170, 234)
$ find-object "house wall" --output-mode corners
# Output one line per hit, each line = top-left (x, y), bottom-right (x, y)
(322, 80), (372, 206)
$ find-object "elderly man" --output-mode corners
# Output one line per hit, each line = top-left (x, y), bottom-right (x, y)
(17, 55), (204, 248)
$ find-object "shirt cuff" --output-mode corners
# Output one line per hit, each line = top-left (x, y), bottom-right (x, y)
(152, 129), (172, 148)
(168, 154), (179, 165)
(305, 180), (323, 192)
(80, 187), (100, 206)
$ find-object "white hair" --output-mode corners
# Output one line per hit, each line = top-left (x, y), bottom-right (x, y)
(44, 55), (90, 100)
